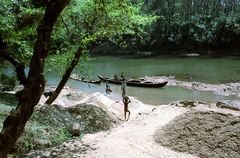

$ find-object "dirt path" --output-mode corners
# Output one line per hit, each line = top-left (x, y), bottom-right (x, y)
(77, 104), (196, 158)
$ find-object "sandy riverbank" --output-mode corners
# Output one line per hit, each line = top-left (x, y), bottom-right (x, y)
(25, 88), (240, 158)
(145, 76), (240, 97)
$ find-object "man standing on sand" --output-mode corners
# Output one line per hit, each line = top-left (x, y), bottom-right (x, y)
(123, 95), (131, 121)
(120, 72), (125, 81)
(106, 82), (112, 95)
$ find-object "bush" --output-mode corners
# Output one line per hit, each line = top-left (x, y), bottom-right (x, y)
(0, 74), (16, 91)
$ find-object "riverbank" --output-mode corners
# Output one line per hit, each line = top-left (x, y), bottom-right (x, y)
(143, 76), (240, 107)
(23, 88), (240, 158)
(144, 76), (240, 97)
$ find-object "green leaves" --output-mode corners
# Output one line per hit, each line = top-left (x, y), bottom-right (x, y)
(147, 0), (240, 50)
(44, 0), (157, 75)
(64, 0), (157, 44)
(0, 0), (43, 64)
(1, 0), (156, 75)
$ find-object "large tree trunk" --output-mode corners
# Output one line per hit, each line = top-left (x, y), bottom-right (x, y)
(45, 48), (82, 105)
(0, 1), (69, 157)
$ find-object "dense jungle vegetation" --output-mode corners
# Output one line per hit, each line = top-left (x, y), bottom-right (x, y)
(145, 0), (240, 54)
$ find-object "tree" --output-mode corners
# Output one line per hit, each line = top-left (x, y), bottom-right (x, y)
(45, 0), (157, 105)
(145, 0), (240, 53)
(0, 0), (157, 156)
(0, 0), (70, 157)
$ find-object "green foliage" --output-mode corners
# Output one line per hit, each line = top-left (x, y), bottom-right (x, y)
(0, 74), (16, 90)
(1, 1), (44, 63)
(1, 0), (156, 74)
(49, 127), (72, 145)
(0, 1), (15, 35)
(0, 93), (17, 106)
(0, 101), (74, 154)
(16, 124), (72, 153)
(50, 0), (157, 49)
(45, 0), (157, 75)
(147, 0), (240, 51)
(44, 49), (92, 77)
(0, 0), (157, 88)
(0, 104), (13, 129)
(75, 51), (93, 78)
(45, 52), (75, 74)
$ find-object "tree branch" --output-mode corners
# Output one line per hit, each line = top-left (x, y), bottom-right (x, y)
(0, 53), (27, 85)
(60, 15), (70, 36)
(0, 37), (27, 85)
(0, 0), (70, 157)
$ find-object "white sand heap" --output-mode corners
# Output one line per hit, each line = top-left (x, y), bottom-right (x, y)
(28, 89), (240, 158)
(42, 88), (155, 122)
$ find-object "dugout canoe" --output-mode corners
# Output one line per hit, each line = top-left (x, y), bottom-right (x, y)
(98, 74), (167, 88)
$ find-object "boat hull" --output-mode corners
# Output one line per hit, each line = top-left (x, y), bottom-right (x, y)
(98, 75), (167, 88)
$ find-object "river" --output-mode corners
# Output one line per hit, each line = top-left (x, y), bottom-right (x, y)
(45, 55), (240, 105)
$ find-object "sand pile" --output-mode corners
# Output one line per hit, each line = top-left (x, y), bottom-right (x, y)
(154, 111), (240, 158)
(22, 90), (240, 158)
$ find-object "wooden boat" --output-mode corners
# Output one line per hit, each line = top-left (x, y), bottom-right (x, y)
(70, 74), (101, 84)
(98, 75), (168, 88)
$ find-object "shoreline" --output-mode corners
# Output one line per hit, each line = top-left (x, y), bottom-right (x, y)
(144, 76), (240, 97)
(1, 77), (240, 109)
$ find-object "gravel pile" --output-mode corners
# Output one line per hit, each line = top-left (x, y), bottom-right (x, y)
(154, 111), (240, 158)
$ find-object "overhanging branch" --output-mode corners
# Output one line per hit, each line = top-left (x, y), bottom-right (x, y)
(0, 35), (27, 85)
(0, 53), (27, 85)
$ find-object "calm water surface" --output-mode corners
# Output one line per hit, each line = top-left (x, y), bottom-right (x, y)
(1, 55), (239, 105)
(46, 55), (240, 105)
(89, 55), (240, 83)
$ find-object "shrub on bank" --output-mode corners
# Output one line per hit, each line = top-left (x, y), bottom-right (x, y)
(0, 74), (16, 91)
(0, 98), (114, 155)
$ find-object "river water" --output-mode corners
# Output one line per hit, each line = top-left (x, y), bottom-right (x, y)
(45, 55), (240, 105)
(1, 55), (239, 105)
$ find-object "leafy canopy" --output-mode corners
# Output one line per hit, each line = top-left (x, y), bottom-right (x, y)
(1, 0), (157, 75)
(45, 0), (158, 74)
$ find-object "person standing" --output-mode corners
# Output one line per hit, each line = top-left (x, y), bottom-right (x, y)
(114, 74), (118, 80)
(121, 79), (127, 97)
(123, 95), (131, 121)
(106, 82), (111, 95)
(120, 72), (125, 81)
